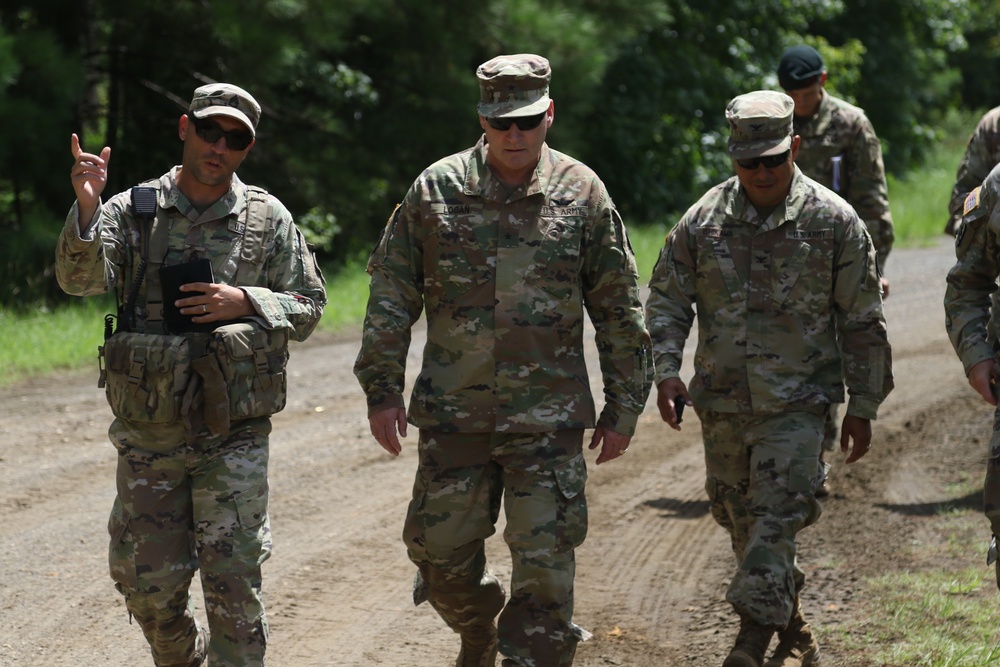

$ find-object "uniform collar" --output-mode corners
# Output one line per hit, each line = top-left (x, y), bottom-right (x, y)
(465, 135), (547, 202)
(159, 166), (247, 224)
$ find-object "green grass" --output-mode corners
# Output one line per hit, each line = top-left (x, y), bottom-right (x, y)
(888, 108), (975, 246)
(830, 507), (1000, 667)
(0, 294), (116, 385)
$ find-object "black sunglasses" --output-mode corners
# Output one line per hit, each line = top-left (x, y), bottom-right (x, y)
(736, 150), (790, 170)
(187, 113), (254, 151)
(485, 112), (546, 132)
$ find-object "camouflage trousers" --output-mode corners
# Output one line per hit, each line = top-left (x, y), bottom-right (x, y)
(108, 421), (272, 666)
(983, 405), (1000, 588)
(403, 429), (589, 667)
(700, 410), (825, 628)
(822, 403), (839, 452)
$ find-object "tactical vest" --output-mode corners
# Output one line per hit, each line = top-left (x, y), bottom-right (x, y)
(98, 181), (289, 438)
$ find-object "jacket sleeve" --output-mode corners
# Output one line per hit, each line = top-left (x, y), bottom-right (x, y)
(241, 198), (327, 342)
(353, 195), (425, 417)
(581, 195), (653, 436)
(644, 217), (697, 386)
(948, 110), (1000, 234)
(845, 116), (894, 269)
(55, 197), (131, 299)
(945, 181), (1000, 375)
(833, 214), (893, 419)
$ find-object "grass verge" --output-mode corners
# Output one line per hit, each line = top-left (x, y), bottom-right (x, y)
(833, 507), (1000, 667)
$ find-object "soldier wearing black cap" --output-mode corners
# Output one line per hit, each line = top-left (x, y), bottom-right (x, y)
(777, 44), (894, 497)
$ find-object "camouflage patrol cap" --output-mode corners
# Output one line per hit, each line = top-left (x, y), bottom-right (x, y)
(189, 83), (261, 136)
(476, 54), (551, 118)
(726, 91), (794, 159)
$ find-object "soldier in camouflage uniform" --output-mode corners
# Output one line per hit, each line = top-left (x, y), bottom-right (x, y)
(353, 54), (653, 667)
(56, 83), (326, 667)
(944, 161), (1000, 587)
(777, 45), (895, 493)
(645, 91), (893, 667)
(945, 105), (1000, 236)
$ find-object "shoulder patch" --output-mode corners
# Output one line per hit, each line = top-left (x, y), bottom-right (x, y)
(964, 187), (982, 216)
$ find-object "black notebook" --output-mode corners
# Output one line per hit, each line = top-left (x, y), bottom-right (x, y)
(160, 259), (218, 333)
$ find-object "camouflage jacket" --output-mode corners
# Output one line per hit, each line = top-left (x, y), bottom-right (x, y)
(794, 92), (894, 268)
(353, 136), (653, 436)
(646, 167), (893, 419)
(945, 162), (1000, 374)
(55, 167), (326, 339)
(947, 106), (1000, 235)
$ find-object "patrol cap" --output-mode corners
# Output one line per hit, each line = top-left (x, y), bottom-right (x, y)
(777, 45), (825, 91)
(188, 83), (261, 136)
(476, 54), (551, 118)
(726, 90), (795, 159)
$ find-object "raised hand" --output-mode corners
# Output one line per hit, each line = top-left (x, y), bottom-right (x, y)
(70, 133), (111, 230)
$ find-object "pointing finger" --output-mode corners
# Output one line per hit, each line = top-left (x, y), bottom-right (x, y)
(71, 133), (82, 159)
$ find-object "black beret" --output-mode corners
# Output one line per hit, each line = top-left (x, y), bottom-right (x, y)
(777, 45), (825, 91)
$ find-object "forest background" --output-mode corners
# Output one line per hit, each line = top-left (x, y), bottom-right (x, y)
(1, 0), (999, 309)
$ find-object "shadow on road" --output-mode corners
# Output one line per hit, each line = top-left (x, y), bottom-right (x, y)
(875, 489), (982, 516)
(643, 497), (711, 519)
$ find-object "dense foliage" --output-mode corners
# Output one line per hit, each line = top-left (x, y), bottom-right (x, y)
(0, 0), (996, 306)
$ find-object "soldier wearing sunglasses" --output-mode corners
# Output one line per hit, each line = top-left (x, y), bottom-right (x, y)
(355, 54), (653, 667)
(645, 90), (892, 667)
(56, 83), (326, 667)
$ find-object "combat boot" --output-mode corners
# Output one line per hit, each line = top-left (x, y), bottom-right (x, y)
(764, 607), (820, 667)
(455, 622), (498, 667)
(722, 616), (776, 667)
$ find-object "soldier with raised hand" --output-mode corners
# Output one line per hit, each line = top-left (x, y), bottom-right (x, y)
(56, 83), (326, 667)
(945, 105), (1000, 236)
(353, 54), (653, 667)
(777, 44), (895, 495)
(646, 90), (892, 667)
(945, 161), (1000, 586)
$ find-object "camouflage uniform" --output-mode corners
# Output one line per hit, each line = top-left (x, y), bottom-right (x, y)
(793, 90), (894, 455)
(56, 164), (326, 666)
(944, 161), (1000, 582)
(793, 92), (894, 268)
(354, 131), (653, 665)
(645, 165), (893, 626)
(946, 105), (1000, 236)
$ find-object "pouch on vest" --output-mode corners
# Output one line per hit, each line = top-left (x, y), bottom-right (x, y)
(210, 322), (289, 421)
(102, 332), (201, 423)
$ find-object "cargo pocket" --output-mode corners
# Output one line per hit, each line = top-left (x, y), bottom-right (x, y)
(211, 323), (289, 421)
(402, 474), (429, 557)
(103, 332), (195, 423)
(788, 457), (823, 526)
(235, 483), (270, 567)
(788, 457), (821, 495)
(553, 453), (588, 552)
(107, 498), (138, 590)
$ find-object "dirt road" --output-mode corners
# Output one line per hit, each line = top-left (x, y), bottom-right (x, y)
(0, 236), (991, 666)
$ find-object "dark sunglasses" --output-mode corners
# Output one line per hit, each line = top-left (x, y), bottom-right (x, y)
(187, 114), (254, 151)
(736, 150), (790, 170)
(485, 112), (546, 132)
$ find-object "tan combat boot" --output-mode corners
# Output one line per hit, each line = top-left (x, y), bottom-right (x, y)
(764, 607), (820, 667)
(455, 622), (499, 667)
(722, 616), (776, 667)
